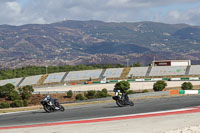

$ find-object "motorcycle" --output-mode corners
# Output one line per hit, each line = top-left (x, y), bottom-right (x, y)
(112, 92), (134, 107)
(41, 95), (65, 113)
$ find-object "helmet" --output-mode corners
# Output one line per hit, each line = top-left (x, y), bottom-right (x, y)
(46, 95), (50, 99)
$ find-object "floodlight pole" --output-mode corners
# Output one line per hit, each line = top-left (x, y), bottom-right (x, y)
(126, 59), (129, 67)
(46, 66), (48, 74)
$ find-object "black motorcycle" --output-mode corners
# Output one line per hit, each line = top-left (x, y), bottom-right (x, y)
(41, 95), (65, 113)
(112, 93), (134, 107)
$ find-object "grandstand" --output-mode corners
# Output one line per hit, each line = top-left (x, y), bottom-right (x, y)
(19, 75), (43, 86)
(103, 68), (123, 78)
(188, 65), (200, 75)
(43, 72), (66, 84)
(64, 69), (103, 81)
(149, 66), (187, 76)
(1, 64), (200, 87)
(0, 78), (23, 87)
(128, 67), (148, 77)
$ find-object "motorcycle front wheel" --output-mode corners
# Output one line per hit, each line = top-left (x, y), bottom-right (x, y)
(44, 105), (53, 113)
(116, 99), (125, 107)
(59, 105), (65, 112)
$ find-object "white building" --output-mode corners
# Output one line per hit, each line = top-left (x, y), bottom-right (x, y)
(152, 60), (191, 66)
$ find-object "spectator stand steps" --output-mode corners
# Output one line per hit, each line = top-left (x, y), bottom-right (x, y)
(37, 74), (48, 85)
(145, 66), (152, 77)
(120, 67), (131, 79)
(61, 72), (69, 82)
(185, 65), (191, 75)
(99, 69), (106, 80)
(16, 77), (25, 87)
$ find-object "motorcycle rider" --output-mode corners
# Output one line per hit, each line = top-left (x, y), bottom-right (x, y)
(114, 88), (130, 105)
(44, 95), (60, 109)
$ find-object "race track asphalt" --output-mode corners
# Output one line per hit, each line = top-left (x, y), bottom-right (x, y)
(0, 95), (200, 127)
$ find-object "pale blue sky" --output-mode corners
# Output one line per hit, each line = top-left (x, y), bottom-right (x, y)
(1, 0), (200, 25)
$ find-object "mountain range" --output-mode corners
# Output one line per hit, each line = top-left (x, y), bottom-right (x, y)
(0, 20), (200, 68)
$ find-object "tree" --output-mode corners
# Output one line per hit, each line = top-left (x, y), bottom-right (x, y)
(75, 94), (85, 100)
(181, 82), (193, 90)
(84, 90), (96, 99)
(131, 62), (142, 67)
(66, 90), (73, 98)
(18, 85), (34, 100)
(114, 81), (130, 93)
(0, 83), (15, 98)
(9, 90), (21, 101)
(153, 80), (167, 91)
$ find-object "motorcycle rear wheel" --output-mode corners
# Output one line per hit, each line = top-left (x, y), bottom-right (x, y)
(129, 101), (134, 106)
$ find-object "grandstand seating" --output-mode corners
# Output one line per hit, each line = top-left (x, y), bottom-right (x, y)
(103, 68), (123, 78)
(2, 65), (200, 87)
(128, 67), (148, 77)
(0, 78), (23, 87)
(64, 69), (103, 81)
(188, 65), (200, 75)
(149, 66), (187, 76)
(19, 75), (43, 86)
(44, 72), (66, 84)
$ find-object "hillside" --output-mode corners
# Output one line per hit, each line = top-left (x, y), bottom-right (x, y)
(0, 20), (200, 68)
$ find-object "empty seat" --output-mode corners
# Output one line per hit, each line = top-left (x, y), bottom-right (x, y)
(149, 66), (187, 76)
(128, 67), (148, 77)
(103, 68), (123, 78)
(19, 75), (42, 86)
(44, 72), (66, 83)
(64, 69), (103, 81)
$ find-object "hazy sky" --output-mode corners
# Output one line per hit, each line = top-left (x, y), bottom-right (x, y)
(1, 0), (200, 25)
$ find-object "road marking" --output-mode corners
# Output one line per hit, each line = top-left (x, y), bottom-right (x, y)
(1, 106), (200, 130)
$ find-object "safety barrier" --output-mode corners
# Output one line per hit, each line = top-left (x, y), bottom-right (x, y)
(169, 90), (200, 95)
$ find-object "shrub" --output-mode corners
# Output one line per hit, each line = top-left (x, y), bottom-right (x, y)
(127, 90), (135, 94)
(9, 90), (21, 101)
(18, 85), (34, 100)
(75, 94), (85, 100)
(153, 80), (167, 91)
(0, 102), (10, 108)
(142, 89), (149, 93)
(66, 90), (73, 98)
(102, 88), (108, 95)
(11, 100), (24, 107)
(84, 90), (96, 99)
(23, 100), (28, 107)
(114, 81), (130, 93)
(96, 91), (107, 98)
(181, 82), (193, 90)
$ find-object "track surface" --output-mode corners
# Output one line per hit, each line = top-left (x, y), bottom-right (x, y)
(1, 95), (200, 127)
